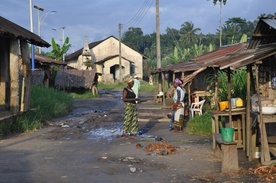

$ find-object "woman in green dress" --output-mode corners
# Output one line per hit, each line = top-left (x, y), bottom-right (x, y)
(121, 78), (139, 138)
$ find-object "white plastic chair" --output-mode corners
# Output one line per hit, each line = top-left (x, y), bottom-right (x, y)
(189, 99), (206, 118)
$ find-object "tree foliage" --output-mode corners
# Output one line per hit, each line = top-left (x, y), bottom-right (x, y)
(122, 15), (259, 78)
(48, 37), (71, 61)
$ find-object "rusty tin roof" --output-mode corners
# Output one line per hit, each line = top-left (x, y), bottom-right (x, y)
(0, 16), (50, 47)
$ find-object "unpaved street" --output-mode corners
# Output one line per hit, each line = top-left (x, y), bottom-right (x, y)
(0, 90), (263, 183)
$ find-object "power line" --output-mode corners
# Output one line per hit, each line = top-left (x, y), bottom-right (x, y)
(167, 28), (180, 47)
(122, 0), (149, 26)
(132, 0), (154, 27)
(122, 0), (154, 30)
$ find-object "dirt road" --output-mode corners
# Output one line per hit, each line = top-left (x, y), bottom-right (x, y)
(0, 90), (263, 183)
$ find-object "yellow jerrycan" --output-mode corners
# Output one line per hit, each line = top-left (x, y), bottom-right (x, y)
(236, 98), (243, 107)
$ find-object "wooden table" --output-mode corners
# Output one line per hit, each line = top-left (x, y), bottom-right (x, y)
(249, 113), (276, 165)
(192, 90), (212, 103)
(211, 108), (246, 150)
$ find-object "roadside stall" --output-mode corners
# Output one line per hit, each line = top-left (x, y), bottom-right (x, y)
(149, 15), (276, 173)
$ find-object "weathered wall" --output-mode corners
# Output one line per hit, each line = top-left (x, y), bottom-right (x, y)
(67, 37), (143, 80)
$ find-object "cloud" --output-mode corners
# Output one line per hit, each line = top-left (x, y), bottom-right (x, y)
(1, 0), (275, 52)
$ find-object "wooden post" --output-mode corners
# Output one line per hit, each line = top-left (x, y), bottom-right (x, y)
(44, 66), (50, 87)
(214, 68), (218, 110)
(254, 64), (271, 165)
(162, 72), (166, 106)
(0, 38), (9, 106)
(20, 40), (31, 112)
(10, 39), (19, 114)
(227, 68), (232, 126)
(246, 65), (251, 159)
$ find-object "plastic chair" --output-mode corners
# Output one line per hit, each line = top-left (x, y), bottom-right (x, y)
(189, 99), (206, 118)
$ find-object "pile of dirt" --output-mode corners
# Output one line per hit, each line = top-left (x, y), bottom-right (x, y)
(142, 141), (179, 155)
(249, 164), (276, 181)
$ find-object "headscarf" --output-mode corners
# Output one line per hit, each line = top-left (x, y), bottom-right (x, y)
(174, 78), (182, 86)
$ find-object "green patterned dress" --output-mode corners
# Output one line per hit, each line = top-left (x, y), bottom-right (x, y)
(123, 88), (138, 134)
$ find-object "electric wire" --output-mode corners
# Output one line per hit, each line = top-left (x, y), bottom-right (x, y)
(122, 0), (154, 31)
(167, 28), (179, 47)
(122, 0), (149, 27)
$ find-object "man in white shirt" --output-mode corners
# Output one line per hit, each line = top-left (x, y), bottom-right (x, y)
(132, 75), (141, 103)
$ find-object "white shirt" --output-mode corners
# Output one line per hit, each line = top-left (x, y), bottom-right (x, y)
(173, 86), (185, 103)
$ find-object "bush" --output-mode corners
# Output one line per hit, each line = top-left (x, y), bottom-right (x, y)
(185, 112), (212, 136)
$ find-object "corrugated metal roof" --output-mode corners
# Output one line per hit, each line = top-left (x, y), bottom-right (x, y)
(151, 43), (249, 74)
(254, 43), (276, 61)
(0, 16), (50, 47)
(248, 16), (276, 49)
(151, 15), (276, 74)
(35, 54), (67, 66)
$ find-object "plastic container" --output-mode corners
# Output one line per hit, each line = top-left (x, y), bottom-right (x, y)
(219, 101), (229, 111)
(231, 98), (237, 108)
(236, 98), (243, 107)
(220, 127), (234, 142)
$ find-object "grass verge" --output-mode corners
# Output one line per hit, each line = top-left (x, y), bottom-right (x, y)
(185, 111), (212, 136)
(7, 85), (74, 134)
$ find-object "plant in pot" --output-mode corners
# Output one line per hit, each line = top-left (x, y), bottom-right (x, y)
(217, 71), (229, 111)
(231, 68), (247, 108)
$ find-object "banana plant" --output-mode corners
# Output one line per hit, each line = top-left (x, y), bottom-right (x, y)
(48, 37), (71, 61)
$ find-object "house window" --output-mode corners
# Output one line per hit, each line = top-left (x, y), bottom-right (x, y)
(130, 63), (135, 75)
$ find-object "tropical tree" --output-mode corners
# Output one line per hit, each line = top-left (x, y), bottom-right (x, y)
(179, 21), (201, 48)
(211, 0), (227, 47)
(143, 58), (157, 78)
(122, 27), (144, 53)
(225, 17), (247, 44)
(48, 37), (71, 61)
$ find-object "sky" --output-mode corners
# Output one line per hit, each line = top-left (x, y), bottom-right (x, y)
(1, 0), (275, 53)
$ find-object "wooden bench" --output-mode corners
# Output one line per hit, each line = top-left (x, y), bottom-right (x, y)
(214, 133), (239, 173)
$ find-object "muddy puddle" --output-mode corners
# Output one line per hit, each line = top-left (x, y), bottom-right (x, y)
(87, 122), (157, 142)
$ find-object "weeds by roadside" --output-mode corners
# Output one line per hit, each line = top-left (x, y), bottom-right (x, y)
(185, 112), (212, 136)
(0, 85), (74, 136)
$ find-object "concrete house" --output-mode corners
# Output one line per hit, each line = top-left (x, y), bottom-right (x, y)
(65, 36), (144, 83)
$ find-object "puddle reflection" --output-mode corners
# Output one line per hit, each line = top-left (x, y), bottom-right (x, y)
(87, 122), (156, 142)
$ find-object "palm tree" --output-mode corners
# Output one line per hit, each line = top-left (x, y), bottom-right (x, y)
(212, 0), (227, 47)
(225, 17), (246, 44)
(179, 21), (201, 47)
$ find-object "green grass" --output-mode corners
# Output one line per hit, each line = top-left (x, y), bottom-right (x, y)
(98, 80), (157, 92)
(185, 111), (212, 136)
(140, 80), (157, 92)
(69, 92), (99, 99)
(9, 85), (74, 133)
(98, 82), (125, 90)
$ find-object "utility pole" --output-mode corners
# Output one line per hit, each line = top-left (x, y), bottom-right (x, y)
(29, 0), (35, 70)
(156, 0), (161, 69)
(119, 23), (122, 82)
(219, 1), (222, 47)
(156, 0), (164, 105)
(61, 26), (65, 62)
